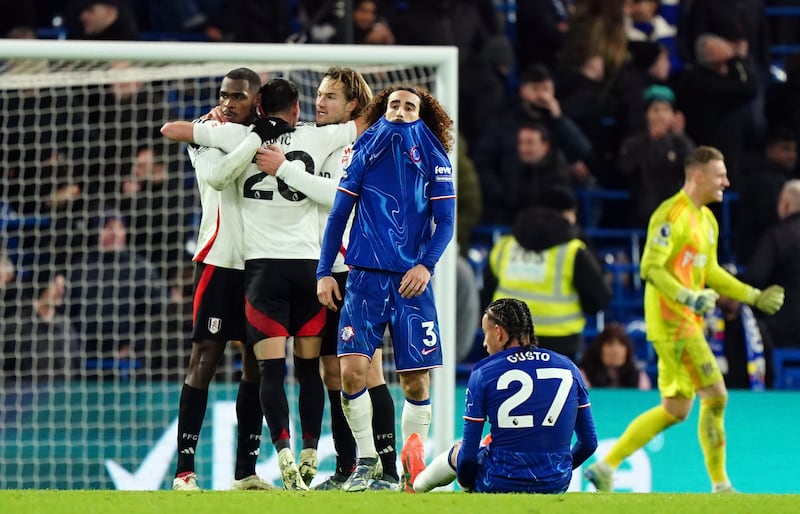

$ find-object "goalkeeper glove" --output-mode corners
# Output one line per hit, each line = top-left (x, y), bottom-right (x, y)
(676, 288), (719, 315)
(251, 116), (294, 142)
(753, 285), (784, 314)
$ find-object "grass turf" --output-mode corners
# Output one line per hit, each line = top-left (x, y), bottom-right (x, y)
(3, 490), (799, 514)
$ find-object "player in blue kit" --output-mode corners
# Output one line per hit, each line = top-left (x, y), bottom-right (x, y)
(316, 85), (455, 492)
(410, 298), (598, 494)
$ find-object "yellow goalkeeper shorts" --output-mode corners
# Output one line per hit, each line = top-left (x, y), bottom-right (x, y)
(653, 335), (723, 398)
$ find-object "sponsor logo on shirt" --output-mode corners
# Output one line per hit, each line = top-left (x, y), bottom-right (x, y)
(434, 165), (453, 182)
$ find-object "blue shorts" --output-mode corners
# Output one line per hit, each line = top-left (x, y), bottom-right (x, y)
(471, 446), (570, 494)
(336, 268), (442, 372)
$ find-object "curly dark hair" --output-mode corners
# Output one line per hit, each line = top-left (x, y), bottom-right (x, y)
(361, 84), (454, 152)
(484, 298), (538, 351)
(579, 323), (640, 388)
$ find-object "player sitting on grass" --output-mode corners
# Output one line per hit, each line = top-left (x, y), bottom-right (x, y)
(406, 298), (598, 494)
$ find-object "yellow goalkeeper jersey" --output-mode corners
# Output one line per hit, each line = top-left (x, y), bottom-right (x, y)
(640, 190), (750, 341)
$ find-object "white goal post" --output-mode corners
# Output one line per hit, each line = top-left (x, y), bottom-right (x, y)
(0, 39), (457, 489)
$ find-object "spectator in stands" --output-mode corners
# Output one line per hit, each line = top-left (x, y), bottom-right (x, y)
(459, 34), (515, 150)
(352, 0), (394, 44)
(80, 61), (178, 201)
(556, 51), (616, 182)
(624, 0), (681, 74)
(455, 133), (483, 364)
(0, 1), (35, 38)
(472, 64), (592, 226)
(456, 134), (483, 255)
(580, 322), (651, 390)
(69, 0), (138, 40)
(736, 128), (798, 263)
(0, 152), (85, 276)
(677, 0), (771, 144)
(614, 41), (672, 136)
(488, 188), (612, 362)
(617, 84), (694, 228)
(63, 208), (169, 377)
(455, 254), (481, 364)
(514, 122), (574, 216)
(676, 34), (759, 191)
(560, 0), (629, 88)
(765, 53), (800, 163)
(1, 252), (77, 383)
(743, 180), (800, 350)
(119, 143), (193, 288)
(514, 0), (571, 73)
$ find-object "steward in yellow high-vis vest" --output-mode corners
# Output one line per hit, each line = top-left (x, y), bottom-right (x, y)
(489, 204), (611, 361)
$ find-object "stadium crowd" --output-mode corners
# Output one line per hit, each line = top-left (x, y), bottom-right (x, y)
(2, 1), (800, 386)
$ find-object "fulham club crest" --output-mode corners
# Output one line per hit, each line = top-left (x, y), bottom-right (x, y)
(208, 317), (222, 334)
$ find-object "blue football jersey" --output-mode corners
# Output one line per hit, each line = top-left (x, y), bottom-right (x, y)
(317, 117), (455, 277)
(460, 347), (593, 493)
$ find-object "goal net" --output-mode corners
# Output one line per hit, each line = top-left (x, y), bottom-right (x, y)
(0, 40), (457, 490)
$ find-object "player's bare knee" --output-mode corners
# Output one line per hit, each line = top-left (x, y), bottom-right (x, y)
(399, 370), (430, 401)
(320, 356), (341, 389)
(365, 362), (386, 388)
(450, 441), (462, 467)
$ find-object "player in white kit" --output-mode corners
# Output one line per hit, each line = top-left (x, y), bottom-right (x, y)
(255, 67), (399, 490)
(163, 77), (362, 490)
(163, 68), (271, 492)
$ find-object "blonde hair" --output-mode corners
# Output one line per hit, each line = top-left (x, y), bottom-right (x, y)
(322, 67), (373, 118)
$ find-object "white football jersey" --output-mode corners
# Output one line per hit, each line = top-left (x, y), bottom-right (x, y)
(187, 124), (246, 270)
(193, 120), (357, 260)
(314, 144), (354, 273)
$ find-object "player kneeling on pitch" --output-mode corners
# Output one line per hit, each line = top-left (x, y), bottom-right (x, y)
(409, 298), (598, 493)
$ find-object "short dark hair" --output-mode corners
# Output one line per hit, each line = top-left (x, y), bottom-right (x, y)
(764, 127), (797, 148)
(224, 67), (262, 93)
(260, 78), (300, 116)
(519, 63), (553, 85)
(518, 121), (551, 143)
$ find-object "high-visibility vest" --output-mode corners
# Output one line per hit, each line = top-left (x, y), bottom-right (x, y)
(489, 235), (585, 336)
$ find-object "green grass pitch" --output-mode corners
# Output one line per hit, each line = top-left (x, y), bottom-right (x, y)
(3, 490), (799, 514)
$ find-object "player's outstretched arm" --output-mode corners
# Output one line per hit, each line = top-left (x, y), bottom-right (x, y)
(160, 121), (195, 143)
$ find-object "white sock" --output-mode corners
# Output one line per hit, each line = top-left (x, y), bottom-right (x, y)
(341, 388), (377, 458)
(401, 399), (431, 442)
(414, 447), (456, 493)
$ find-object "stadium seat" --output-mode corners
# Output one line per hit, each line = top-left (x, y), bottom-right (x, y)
(83, 358), (142, 381)
(771, 348), (800, 390)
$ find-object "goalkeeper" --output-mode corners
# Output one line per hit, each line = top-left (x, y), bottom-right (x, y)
(585, 146), (784, 493)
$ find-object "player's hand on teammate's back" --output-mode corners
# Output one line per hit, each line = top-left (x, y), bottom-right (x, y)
(255, 145), (285, 175)
(399, 264), (431, 299)
(677, 288), (719, 315)
(317, 276), (342, 312)
(754, 284), (785, 314)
